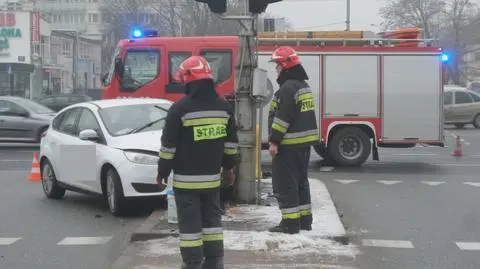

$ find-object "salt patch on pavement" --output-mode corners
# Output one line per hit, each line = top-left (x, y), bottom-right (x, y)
(138, 178), (357, 257)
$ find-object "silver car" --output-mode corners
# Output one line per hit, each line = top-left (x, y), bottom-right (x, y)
(444, 85), (480, 128)
(0, 96), (56, 143)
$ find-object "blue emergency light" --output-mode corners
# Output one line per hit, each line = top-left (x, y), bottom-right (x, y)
(132, 29), (143, 38)
(130, 28), (158, 39)
(441, 53), (450, 63)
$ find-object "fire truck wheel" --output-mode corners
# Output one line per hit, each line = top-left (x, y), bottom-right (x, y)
(328, 127), (371, 167)
(313, 145), (337, 165)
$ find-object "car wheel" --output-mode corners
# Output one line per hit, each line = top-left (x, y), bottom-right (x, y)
(41, 159), (66, 199)
(473, 114), (480, 129)
(104, 168), (128, 216)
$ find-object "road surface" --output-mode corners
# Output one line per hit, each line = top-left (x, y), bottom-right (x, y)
(0, 149), (154, 269)
(319, 126), (480, 269)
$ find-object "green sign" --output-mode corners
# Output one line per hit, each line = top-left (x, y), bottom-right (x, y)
(0, 27), (22, 51)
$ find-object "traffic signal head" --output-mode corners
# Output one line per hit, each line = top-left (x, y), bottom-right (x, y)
(249, 0), (283, 14)
(194, 0), (282, 15)
(194, 0), (227, 14)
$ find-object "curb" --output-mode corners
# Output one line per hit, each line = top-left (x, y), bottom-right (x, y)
(130, 210), (178, 242)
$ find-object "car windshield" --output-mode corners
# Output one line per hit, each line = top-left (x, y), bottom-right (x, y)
(99, 103), (171, 136)
(15, 98), (55, 114)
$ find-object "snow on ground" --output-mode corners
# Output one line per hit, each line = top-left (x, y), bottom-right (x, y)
(138, 178), (358, 258)
(223, 178), (347, 238)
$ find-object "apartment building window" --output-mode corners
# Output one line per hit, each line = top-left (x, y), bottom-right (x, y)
(62, 39), (72, 57)
(79, 43), (90, 59)
(88, 13), (99, 23)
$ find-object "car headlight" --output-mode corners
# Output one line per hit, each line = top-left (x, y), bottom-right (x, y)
(124, 151), (159, 165)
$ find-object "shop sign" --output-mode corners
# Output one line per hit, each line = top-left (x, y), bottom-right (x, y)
(0, 13), (23, 52)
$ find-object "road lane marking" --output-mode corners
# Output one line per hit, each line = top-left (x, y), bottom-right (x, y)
(433, 163), (479, 167)
(334, 179), (359, 184)
(456, 242), (480, 250)
(421, 181), (446, 186)
(376, 180), (402, 185)
(0, 237), (21, 245)
(362, 239), (414, 249)
(319, 166), (334, 172)
(57, 236), (112, 245)
(391, 153), (437, 156)
(463, 182), (480, 187)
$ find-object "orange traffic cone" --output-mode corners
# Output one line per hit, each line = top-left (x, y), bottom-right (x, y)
(452, 136), (463, 157)
(28, 152), (41, 182)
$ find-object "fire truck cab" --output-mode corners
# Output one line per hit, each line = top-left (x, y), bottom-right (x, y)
(102, 29), (447, 167)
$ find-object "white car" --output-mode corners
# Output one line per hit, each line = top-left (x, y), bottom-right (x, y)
(39, 98), (173, 216)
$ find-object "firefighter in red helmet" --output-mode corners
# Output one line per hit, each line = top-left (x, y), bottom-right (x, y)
(157, 55), (239, 269)
(267, 46), (319, 234)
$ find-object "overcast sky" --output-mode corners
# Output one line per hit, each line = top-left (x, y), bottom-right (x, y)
(265, 0), (388, 32)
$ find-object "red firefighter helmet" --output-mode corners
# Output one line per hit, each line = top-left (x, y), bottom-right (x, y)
(175, 56), (213, 84)
(269, 46), (301, 69)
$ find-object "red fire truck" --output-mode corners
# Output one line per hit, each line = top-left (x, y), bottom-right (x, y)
(101, 29), (447, 167)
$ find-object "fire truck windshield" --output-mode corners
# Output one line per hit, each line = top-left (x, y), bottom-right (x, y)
(122, 50), (160, 89)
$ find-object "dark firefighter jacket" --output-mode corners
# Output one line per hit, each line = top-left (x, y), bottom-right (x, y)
(268, 64), (319, 147)
(157, 79), (239, 191)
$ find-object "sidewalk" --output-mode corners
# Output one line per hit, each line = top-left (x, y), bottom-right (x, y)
(111, 178), (359, 269)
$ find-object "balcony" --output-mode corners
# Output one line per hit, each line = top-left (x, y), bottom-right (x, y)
(49, 22), (88, 33)
(35, 1), (87, 12)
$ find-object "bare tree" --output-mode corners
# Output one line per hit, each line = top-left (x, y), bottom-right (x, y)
(99, 0), (166, 73)
(439, 0), (479, 84)
(380, 0), (480, 84)
(379, 0), (446, 38)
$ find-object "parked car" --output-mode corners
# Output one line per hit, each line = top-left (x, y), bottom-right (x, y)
(39, 98), (173, 216)
(0, 96), (56, 143)
(38, 94), (93, 112)
(443, 85), (480, 128)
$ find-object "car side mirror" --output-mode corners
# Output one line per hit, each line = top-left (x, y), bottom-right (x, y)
(114, 57), (124, 78)
(101, 73), (108, 84)
(79, 129), (99, 142)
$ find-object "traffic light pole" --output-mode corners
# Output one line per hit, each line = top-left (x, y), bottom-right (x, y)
(223, 0), (258, 203)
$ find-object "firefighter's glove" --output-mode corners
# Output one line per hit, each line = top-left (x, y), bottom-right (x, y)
(156, 176), (168, 192)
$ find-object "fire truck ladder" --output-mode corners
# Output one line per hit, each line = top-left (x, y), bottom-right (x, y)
(257, 37), (437, 47)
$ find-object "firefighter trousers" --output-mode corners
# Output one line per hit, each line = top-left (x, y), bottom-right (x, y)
(272, 146), (313, 230)
(175, 189), (224, 269)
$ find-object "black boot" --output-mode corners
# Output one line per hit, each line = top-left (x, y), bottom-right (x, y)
(300, 215), (313, 231)
(268, 219), (300, 234)
(181, 260), (203, 269)
(201, 257), (224, 269)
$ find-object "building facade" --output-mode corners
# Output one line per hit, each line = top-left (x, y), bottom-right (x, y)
(0, 11), (38, 98)
(32, 0), (102, 40)
(42, 30), (102, 96)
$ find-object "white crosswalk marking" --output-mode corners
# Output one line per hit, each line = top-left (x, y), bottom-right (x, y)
(456, 242), (480, 250)
(57, 236), (112, 245)
(334, 179), (359, 184)
(362, 239), (414, 249)
(463, 182), (480, 187)
(376, 180), (402, 185)
(421, 181), (446, 186)
(0, 237), (21, 245)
